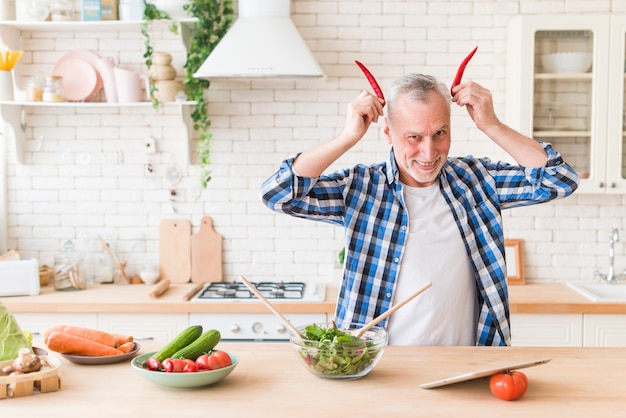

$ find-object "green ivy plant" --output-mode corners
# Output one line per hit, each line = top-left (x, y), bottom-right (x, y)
(183, 0), (234, 188)
(142, 0), (234, 188)
(141, 3), (178, 109)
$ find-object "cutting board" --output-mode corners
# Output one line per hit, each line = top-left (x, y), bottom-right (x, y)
(159, 219), (191, 283)
(190, 216), (223, 283)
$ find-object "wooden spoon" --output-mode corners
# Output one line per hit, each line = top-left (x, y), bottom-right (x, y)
(353, 281), (432, 338)
(239, 276), (304, 338)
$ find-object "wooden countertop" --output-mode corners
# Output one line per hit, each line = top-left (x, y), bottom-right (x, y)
(1, 283), (337, 314)
(508, 284), (626, 314)
(3, 282), (626, 315)
(2, 343), (626, 416)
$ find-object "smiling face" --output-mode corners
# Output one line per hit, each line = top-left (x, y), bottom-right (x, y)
(384, 90), (451, 187)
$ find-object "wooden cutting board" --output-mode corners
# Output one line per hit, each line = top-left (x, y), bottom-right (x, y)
(159, 219), (191, 283)
(190, 215), (223, 283)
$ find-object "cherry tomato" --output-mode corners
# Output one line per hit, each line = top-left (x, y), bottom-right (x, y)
(145, 356), (162, 371)
(183, 359), (198, 373)
(162, 358), (186, 373)
(196, 351), (232, 370)
(195, 353), (212, 371)
(489, 370), (528, 401)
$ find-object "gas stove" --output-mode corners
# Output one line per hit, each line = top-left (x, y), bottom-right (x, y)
(191, 280), (326, 303)
(189, 280), (328, 342)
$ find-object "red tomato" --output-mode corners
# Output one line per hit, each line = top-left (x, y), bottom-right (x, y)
(196, 351), (232, 370)
(162, 358), (186, 373)
(489, 370), (528, 401)
(183, 359), (198, 373)
(195, 354), (211, 370)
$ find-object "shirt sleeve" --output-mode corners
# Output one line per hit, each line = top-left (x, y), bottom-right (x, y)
(259, 154), (347, 225)
(489, 142), (580, 208)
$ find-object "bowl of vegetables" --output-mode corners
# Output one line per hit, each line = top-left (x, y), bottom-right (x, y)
(131, 351), (238, 389)
(290, 322), (387, 380)
(130, 326), (237, 389)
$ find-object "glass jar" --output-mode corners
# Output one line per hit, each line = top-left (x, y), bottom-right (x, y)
(51, 0), (74, 21)
(27, 75), (44, 102)
(53, 240), (87, 291)
(42, 75), (64, 102)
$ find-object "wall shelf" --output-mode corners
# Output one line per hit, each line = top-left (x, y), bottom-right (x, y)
(0, 101), (197, 164)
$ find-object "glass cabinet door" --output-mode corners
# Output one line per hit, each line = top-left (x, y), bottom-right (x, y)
(532, 29), (595, 179)
(506, 15), (625, 194)
(607, 17), (626, 193)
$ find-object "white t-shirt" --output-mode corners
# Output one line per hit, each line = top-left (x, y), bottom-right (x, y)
(386, 183), (478, 346)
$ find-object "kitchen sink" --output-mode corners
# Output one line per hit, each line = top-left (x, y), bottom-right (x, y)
(567, 282), (626, 302)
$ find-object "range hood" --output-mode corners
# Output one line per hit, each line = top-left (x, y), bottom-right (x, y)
(193, 0), (324, 79)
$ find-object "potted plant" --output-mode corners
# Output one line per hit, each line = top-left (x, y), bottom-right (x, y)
(142, 0), (234, 188)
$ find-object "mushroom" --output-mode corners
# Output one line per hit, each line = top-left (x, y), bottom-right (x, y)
(1, 348), (42, 375)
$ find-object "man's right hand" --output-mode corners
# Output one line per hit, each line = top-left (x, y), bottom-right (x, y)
(340, 90), (385, 147)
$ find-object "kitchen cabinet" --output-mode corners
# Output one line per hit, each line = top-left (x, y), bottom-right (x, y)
(97, 313), (189, 342)
(506, 14), (626, 194)
(583, 314), (626, 347)
(510, 313), (583, 347)
(12, 312), (98, 339)
(0, 20), (198, 163)
(12, 312), (187, 343)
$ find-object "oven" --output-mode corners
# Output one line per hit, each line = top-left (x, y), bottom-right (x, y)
(189, 281), (328, 343)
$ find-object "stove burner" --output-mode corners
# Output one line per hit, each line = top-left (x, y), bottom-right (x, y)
(196, 281), (306, 300)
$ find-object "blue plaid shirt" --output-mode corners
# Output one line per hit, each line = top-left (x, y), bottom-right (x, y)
(260, 142), (579, 346)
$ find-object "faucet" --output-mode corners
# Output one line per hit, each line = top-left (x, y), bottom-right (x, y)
(595, 227), (626, 284)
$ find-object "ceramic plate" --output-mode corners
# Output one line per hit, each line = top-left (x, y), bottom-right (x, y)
(53, 58), (99, 102)
(131, 351), (238, 388)
(61, 342), (141, 365)
(55, 52), (104, 100)
(54, 50), (103, 100)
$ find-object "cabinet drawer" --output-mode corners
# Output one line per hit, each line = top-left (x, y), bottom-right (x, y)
(583, 314), (626, 347)
(97, 313), (189, 343)
(13, 313), (98, 340)
(510, 313), (583, 347)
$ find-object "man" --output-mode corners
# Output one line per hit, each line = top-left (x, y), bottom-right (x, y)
(260, 74), (579, 346)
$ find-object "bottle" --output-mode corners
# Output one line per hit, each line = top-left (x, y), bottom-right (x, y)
(53, 240), (87, 291)
(42, 75), (64, 102)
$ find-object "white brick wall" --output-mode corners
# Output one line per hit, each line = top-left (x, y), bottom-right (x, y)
(3, 0), (626, 285)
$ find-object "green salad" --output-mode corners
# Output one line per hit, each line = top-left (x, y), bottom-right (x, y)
(296, 322), (382, 377)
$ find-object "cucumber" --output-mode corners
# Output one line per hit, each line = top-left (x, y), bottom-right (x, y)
(172, 329), (221, 360)
(153, 325), (203, 362)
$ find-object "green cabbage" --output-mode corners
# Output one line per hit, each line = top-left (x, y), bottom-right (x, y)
(0, 302), (32, 361)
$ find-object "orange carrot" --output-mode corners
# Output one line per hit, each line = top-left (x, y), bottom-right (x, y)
(46, 331), (124, 356)
(44, 325), (119, 348)
(117, 341), (135, 354)
(112, 333), (134, 346)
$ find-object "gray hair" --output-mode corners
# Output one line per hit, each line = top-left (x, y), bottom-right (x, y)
(386, 74), (451, 123)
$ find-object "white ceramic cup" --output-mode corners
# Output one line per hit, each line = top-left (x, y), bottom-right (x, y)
(113, 67), (149, 103)
(95, 56), (118, 103)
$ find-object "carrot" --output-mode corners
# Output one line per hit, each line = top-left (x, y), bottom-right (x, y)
(112, 333), (134, 346)
(46, 331), (124, 356)
(44, 325), (119, 348)
(117, 341), (136, 354)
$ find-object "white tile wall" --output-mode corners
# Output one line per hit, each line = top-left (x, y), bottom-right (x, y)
(3, 0), (626, 285)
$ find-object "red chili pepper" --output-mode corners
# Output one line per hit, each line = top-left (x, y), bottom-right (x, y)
(354, 60), (386, 104)
(450, 46), (478, 95)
